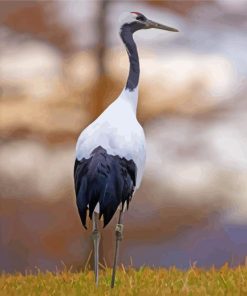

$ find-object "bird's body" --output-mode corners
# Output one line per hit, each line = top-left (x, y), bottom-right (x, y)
(76, 87), (145, 189)
(73, 11), (178, 287)
(75, 87), (146, 227)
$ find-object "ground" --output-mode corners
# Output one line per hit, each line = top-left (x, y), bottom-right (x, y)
(1, 266), (247, 295)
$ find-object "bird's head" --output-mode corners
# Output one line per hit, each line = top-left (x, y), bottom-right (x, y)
(119, 12), (179, 33)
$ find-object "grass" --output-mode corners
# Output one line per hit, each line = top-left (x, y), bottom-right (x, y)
(1, 265), (247, 296)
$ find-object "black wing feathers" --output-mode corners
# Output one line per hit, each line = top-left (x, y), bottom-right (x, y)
(74, 146), (136, 229)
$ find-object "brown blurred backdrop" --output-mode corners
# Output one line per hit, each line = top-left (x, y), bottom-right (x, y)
(1, 0), (247, 273)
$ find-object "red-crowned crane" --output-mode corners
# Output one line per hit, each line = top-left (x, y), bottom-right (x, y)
(74, 12), (178, 287)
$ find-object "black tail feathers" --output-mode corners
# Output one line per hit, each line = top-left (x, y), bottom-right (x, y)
(74, 146), (136, 228)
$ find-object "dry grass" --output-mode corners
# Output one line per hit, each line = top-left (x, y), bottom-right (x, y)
(1, 265), (247, 295)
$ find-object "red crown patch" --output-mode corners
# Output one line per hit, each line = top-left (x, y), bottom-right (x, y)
(131, 12), (142, 15)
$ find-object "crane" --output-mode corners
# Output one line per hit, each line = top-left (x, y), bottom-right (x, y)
(74, 11), (178, 288)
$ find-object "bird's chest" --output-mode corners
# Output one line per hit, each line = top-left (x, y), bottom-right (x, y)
(76, 107), (146, 187)
(77, 116), (141, 153)
(97, 117), (144, 159)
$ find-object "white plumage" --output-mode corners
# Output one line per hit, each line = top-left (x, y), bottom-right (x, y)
(76, 87), (146, 189)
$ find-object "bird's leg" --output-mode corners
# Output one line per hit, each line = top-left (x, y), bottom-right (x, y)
(111, 209), (124, 288)
(92, 212), (100, 286)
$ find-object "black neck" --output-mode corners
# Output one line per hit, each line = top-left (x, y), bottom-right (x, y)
(120, 24), (140, 92)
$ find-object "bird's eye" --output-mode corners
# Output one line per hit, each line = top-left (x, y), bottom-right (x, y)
(136, 15), (146, 22)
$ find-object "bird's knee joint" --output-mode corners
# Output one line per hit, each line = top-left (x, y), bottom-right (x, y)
(92, 229), (100, 241)
(115, 223), (124, 241)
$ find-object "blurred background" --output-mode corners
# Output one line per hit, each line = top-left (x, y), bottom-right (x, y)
(1, 0), (247, 273)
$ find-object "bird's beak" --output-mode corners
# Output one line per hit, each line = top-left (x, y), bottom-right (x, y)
(145, 19), (179, 32)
